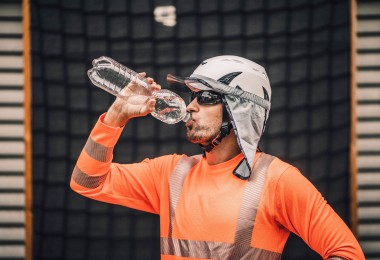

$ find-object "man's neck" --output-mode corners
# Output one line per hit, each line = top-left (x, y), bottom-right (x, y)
(204, 132), (241, 165)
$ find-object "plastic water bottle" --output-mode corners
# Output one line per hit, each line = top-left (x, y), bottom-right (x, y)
(87, 56), (190, 124)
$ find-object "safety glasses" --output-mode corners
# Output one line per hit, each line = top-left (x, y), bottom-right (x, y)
(190, 90), (222, 105)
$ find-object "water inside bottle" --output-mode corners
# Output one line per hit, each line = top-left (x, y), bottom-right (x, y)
(151, 90), (188, 124)
(88, 56), (151, 96)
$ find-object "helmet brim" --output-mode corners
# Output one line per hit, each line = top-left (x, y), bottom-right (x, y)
(166, 74), (192, 93)
(166, 73), (214, 93)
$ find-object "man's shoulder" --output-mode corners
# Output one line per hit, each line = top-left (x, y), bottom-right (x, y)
(263, 153), (293, 169)
(158, 153), (201, 160)
(263, 153), (298, 181)
(147, 153), (187, 163)
(147, 153), (200, 167)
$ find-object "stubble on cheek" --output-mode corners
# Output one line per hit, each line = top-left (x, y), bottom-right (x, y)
(186, 105), (223, 144)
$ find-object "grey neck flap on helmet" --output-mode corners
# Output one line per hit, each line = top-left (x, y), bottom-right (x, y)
(223, 92), (268, 179)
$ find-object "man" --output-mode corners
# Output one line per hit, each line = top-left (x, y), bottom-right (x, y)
(71, 55), (364, 259)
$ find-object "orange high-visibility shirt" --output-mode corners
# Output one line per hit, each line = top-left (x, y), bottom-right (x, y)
(70, 114), (364, 260)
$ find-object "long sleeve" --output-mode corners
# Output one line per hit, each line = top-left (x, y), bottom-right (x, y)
(274, 166), (365, 260)
(70, 113), (183, 214)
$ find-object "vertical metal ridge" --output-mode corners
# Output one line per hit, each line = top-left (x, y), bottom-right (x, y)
(356, 0), (380, 257)
(350, 0), (359, 238)
(0, 1), (27, 259)
(22, 0), (32, 257)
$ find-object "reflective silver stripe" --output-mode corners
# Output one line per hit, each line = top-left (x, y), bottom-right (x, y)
(72, 165), (107, 189)
(328, 257), (346, 260)
(161, 237), (281, 260)
(231, 153), (274, 257)
(84, 137), (113, 162)
(168, 155), (201, 237)
(163, 153), (278, 259)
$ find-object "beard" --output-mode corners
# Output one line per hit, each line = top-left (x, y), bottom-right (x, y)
(186, 124), (220, 145)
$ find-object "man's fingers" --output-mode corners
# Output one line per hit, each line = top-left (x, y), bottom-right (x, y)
(147, 98), (156, 111)
(152, 83), (161, 91)
(146, 77), (153, 82)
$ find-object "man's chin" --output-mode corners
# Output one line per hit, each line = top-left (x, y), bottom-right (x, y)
(186, 134), (204, 144)
(186, 136), (200, 144)
(186, 128), (218, 145)
(186, 135), (212, 147)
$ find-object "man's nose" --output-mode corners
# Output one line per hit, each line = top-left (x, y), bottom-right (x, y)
(186, 98), (199, 112)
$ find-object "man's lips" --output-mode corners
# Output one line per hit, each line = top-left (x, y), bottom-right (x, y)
(185, 119), (194, 128)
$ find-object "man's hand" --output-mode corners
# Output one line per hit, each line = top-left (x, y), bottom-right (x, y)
(103, 73), (161, 127)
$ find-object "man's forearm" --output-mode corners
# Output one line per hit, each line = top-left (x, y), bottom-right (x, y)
(70, 113), (124, 194)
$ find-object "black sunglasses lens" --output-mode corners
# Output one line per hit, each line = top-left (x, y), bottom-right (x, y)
(189, 91), (221, 105)
(199, 92), (217, 104)
(190, 92), (197, 103)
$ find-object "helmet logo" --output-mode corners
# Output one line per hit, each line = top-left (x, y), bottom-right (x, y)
(218, 72), (242, 85)
(262, 86), (270, 135)
(262, 86), (269, 101)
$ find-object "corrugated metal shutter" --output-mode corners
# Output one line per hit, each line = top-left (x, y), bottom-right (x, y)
(0, 1), (26, 259)
(356, 1), (380, 258)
